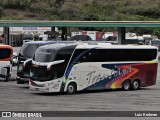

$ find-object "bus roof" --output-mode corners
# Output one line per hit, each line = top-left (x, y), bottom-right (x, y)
(76, 44), (158, 49)
(37, 43), (76, 50)
(0, 45), (13, 49)
(20, 41), (60, 58)
(21, 40), (103, 58)
(22, 40), (58, 45)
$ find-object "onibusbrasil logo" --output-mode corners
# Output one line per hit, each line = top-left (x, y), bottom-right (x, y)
(1, 112), (42, 118)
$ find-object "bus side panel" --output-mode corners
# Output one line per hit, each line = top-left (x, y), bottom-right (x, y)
(82, 63), (134, 90)
(106, 62), (158, 89)
(78, 62), (158, 91)
(65, 62), (114, 91)
(129, 62), (158, 87)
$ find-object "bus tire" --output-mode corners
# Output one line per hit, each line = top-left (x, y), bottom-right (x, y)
(122, 80), (131, 91)
(66, 83), (77, 94)
(132, 80), (140, 90)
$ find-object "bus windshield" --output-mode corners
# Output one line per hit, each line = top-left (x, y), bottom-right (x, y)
(19, 41), (59, 59)
(30, 66), (50, 81)
(30, 63), (64, 82)
(34, 48), (56, 62)
(33, 44), (76, 62)
(20, 44), (44, 59)
(30, 44), (76, 82)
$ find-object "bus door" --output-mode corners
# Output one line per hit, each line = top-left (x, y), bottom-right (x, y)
(66, 63), (81, 90)
(78, 62), (99, 90)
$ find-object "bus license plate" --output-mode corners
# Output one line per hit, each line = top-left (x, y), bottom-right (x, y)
(35, 88), (39, 91)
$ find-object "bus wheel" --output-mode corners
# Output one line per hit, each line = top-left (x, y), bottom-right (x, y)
(132, 80), (140, 90)
(66, 83), (77, 94)
(122, 80), (131, 91)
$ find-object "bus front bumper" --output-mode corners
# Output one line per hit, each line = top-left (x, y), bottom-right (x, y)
(16, 76), (29, 84)
(29, 80), (61, 93)
(29, 84), (51, 92)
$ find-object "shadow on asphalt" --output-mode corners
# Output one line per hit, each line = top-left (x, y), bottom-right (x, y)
(29, 87), (160, 96)
(18, 86), (29, 89)
(140, 87), (160, 90)
(31, 92), (66, 96)
(16, 83), (29, 89)
(30, 88), (125, 96)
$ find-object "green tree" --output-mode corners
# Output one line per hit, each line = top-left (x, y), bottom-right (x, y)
(154, 30), (160, 38)
(0, 7), (3, 18)
(0, 1), (3, 18)
(54, 0), (64, 7)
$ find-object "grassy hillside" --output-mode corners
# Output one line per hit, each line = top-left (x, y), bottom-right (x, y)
(1, 0), (160, 37)
(1, 0), (160, 21)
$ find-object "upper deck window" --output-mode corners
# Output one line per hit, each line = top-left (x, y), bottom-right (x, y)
(71, 48), (157, 63)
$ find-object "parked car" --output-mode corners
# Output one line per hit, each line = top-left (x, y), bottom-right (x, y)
(150, 39), (160, 58)
(150, 39), (160, 51)
(70, 35), (92, 41)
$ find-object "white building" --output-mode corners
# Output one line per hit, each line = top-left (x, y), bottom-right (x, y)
(0, 27), (57, 34)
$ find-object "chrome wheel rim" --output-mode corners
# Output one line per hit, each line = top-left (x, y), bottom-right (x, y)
(133, 81), (139, 89)
(124, 82), (130, 90)
(68, 85), (74, 93)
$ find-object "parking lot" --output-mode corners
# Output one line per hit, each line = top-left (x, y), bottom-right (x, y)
(0, 47), (160, 113)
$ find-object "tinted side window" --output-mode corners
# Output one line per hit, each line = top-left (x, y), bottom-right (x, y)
(54, 49), (75, 76)
(130, 49), (157, 61)
(70, 49), (157, 63)
(0, 48), (11, 59)
(69, 49), (87, 64)
(55, 49), (74, 61)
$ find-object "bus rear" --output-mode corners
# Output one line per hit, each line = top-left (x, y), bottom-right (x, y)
(0, 45), (13, 81)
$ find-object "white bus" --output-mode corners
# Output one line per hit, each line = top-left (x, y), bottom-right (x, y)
(29, 43), (158, 94)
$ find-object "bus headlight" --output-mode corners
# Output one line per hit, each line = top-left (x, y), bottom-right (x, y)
(45, 83), (50, 86)
(45, 83), (49, 86)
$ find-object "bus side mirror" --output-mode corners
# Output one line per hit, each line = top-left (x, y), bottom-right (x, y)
(10, 55), (18, 66)
(47, 60), (65, 71)
(23, 59), (32, 68)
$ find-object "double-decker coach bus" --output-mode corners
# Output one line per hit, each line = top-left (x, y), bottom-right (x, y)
(0, 45), (13, 81)
(29, 43), (158, 94)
